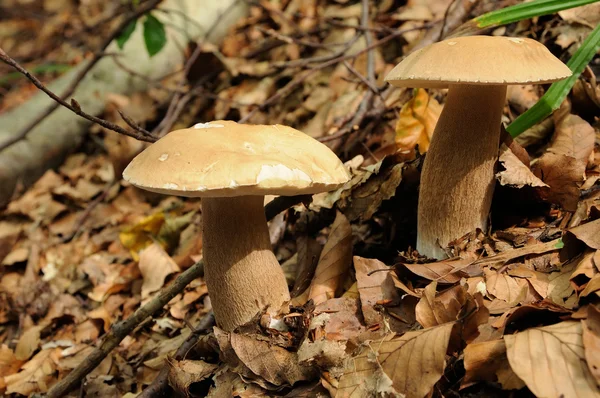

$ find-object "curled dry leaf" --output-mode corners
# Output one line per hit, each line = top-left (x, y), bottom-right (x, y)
(549, 114), (595, 165)
(568, 218), (600, 250)
(138, 243), (181, 299)
(5, 349), (56, 396)
(308, 211), (353, 305)
(496, 144), (547, 188)
(582, 306), (600, 385)
(463, 339), (508, 386)
(505, 321), (600, 398)
(415, 282), (465, 328)
(353, 256), (399, 327)
(484, 269), (528, 306)
(228, 332), (314, 386)
(167, 359), (218, 397)
(401, 255), (477, 284)
(338, 323), (455, 398)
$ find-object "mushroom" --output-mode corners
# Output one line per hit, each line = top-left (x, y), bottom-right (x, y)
(385, 36), (571, 259)
(123, 120), (350, 331)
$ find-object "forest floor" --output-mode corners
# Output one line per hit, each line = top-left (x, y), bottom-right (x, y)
(0, 0), (599, 397)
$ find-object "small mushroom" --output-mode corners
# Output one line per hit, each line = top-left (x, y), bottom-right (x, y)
(123, 120), (349, 331)
(385, 36), (571, 259)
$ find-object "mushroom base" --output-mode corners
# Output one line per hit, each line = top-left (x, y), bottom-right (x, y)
(202, 195), (291, 331)
(417, 84), (507, 259)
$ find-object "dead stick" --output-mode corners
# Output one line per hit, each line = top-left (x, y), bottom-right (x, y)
(44, 194), (306, 398)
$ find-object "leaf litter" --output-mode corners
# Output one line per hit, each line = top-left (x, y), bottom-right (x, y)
(0, 0), (600, 397)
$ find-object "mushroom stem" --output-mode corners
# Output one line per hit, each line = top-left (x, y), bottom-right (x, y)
(202, 195), (290, 331)
(418, 84), (507, 259)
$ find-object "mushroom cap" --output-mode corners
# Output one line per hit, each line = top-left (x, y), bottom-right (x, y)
(385, 36), (571, 88)
(123, 121), (350, 197)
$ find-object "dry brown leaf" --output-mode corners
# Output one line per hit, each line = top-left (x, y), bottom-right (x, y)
(308, 211), (353, 305)
(229, 332), (314, 386)
(548, 261), (577, 308)
(463, 339), (509, 386)
(353, 256), (399, 326)
(376, 323), (454, 398)
(583, 306), (600, 385)
(394, 88), (442, 155)
(549, 114), (595, 166)
(505, 321), (600, 397)
(580, 274), (600, 297)
(138, 243), (181, 299)
(15, 325), (44, 361)
(507, 85), (539, 113)
(336, 351), (398, 397)
(496, 144), (547, 188)
(402, 256), (475, 284)
(415, 282), (465, 328)
(484, 269), (528, 305)
(533, 152), (585, 211)
(167, 359), (218, 397)
(568, 218), (600, 250)
(311, 297), (368, 342)
(5, 349), (57, 396)
(508, 266), (550, 298)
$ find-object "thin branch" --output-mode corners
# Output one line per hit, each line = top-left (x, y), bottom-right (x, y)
(0, 49), (156, 150)
(0, 0), (162, 152)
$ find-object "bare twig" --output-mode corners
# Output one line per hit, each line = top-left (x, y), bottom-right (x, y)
(44, 195), (300, 398)
(0, 49), (156, 150)
(0, 0), (162, 151)
(138, 312), (216, 398)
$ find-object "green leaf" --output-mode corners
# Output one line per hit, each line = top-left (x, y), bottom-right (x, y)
(507, 23), (600, 137)
(554, 239), (565, 249)
(450, 0), (600, 37)
(143, 14), (167, 57)
(0, 64), (71, 85)
(116, 19), (137, 50)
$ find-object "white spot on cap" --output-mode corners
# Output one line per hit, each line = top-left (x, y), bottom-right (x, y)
(163, 183), (179, 189)
(158, 153), (169, 161)
(447, 41), (457, 46)
(193, 122), (225, 129)
(508, 38), (524, 44)
(197, 185), (207, 191)
(256, 164), (312, 184)
(243, 142), (255, 153)
(229, 180), (239, 188)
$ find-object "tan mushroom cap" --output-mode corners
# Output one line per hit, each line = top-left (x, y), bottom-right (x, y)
(385, 36), (571, 88)
(123, 120), (350, 197)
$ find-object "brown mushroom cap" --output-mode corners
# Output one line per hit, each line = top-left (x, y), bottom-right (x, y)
(385, 36), (571, 88)
(123, 120), (350, 197)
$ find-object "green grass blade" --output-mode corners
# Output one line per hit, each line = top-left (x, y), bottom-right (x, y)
(0, 63), (71, 85)
(507, 23), (600, 137)
(450, 0), (600, 37)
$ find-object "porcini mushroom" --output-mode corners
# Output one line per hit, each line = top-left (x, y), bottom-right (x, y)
(123, 120), (349, 331)
(385, 36), (571, 259)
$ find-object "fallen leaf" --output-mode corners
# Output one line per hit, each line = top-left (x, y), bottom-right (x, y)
(583, 306), (600, 385)
(229, 332), (314, 386)
(415, 282), (465, 328)
(401, 256), (476, 284)
(375, 323), (454, 398)
(138, 243), (181, 299)
(308, 211), (353, 305)
(15, 325), (44, 361)
(168, 359), (218, 397)
(5, 349), (57, 396)
(463, 339), (509, 386)
(549, 114), (595, 166)
(568, 218), (600, 250)
(353, 256), (399, 326)
(484, 269), (528, 305)
(496, 144), (547, 188)
(505, 321), (599, 397)
(533, 152), (585, 211)
(394, 88), (442, 155)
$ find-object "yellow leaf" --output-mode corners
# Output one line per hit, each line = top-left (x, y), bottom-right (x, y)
(119, 211), (166, 260)
(395, 88), (442, 155)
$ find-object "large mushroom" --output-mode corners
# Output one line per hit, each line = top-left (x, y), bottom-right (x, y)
(123, 120), (349, 331)
(385, 36), (571, 259)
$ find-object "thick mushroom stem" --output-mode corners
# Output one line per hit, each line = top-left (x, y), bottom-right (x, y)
(202, 195), (290, 331)
(418, 84), (507, 259)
